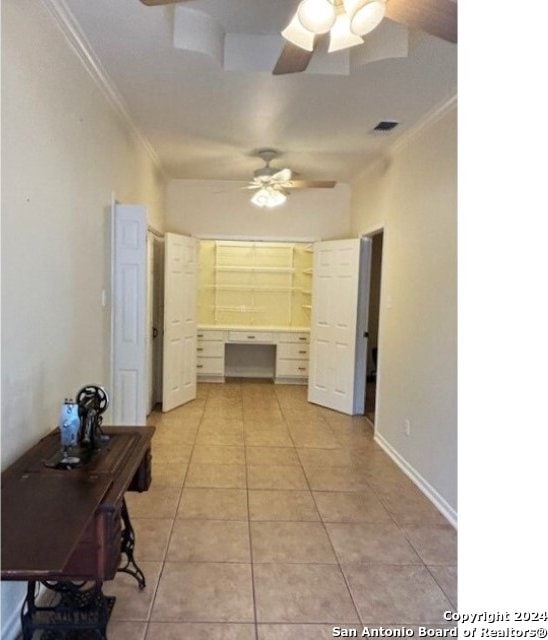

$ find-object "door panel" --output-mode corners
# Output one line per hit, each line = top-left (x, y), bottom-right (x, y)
(308, 238), (371, 415)
(162, 233), (198, 412)
(112, 204), (148, 426)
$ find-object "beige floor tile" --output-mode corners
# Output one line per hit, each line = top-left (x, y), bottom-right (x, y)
(247, 465), (308, 490)
(304, 466), (370, 492)
(403, 525), (458, 565)
(195, 429), (244, 447)
(178, 488), (248, 520)
(428, 565), (458, 608)
(375, 487), (448, 525)
(185, 463), (246, 488)
(313, 491), (393, 523)
(167, 519), (250, 562)
(343, 564), (453, 624)
(107, 621), (147, 640)
(146, 623), (255, 640)
(246, 446), (300, 466)
(297, 448), (354, 468)
(153, 444), (193, 465)
(125, 486), (181, 519)
(243, 418), (287, 430)
(201, 408), (243, 421)
(151, 563), (254, 622)
(191, 445), (245, 465)
(249, 490), (319, 521)
(251, 522), (336, 563)
(258, 624), (360, 640)
(199, 417), (244, 430)
(243, 409), (284, 422)
(326, 522), (421, 564)
(254, 563), (359, 623)
(132, 518), (174, 561)
(244, 430), (294, 447)
(288, 430), (341, 449)
(104, 561), (162, 621)
(151, 460), (188, 487)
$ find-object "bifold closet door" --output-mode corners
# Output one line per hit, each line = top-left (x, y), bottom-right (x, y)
(162, 233), (198, 412)
(308, 238), (371, 415)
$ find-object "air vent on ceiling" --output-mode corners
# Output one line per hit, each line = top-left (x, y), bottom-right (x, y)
(372, 121), (399, 132)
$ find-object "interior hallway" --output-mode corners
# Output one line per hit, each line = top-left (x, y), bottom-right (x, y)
(107, 381), (457, 639)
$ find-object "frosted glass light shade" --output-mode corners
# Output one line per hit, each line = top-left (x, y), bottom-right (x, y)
(297, 0), (337, 35)
(281, 14), (316, 51)
(251, 188), (287, 208)
(328, 12), (364, 52)
(343, 0), (386, 36)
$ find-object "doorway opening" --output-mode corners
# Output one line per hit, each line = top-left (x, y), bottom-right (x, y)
(364, 230), (383, 425)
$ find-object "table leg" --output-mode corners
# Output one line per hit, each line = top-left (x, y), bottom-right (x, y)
(117, 497), (146, 589)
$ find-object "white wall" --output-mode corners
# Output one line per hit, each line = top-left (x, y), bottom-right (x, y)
(351, 103), (457, 518)
(1, 1), (166, 635)
(166, 179), (351, 240)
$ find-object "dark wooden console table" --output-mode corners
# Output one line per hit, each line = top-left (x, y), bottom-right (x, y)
(1, 426), (154, 639)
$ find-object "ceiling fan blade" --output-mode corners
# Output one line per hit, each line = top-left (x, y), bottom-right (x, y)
(139, 0), (186, 6)
(385, 0), (457, 43)
(271, 168), (292, 183)
(273, 43), (315, 75)
(286, 180), (337, 189)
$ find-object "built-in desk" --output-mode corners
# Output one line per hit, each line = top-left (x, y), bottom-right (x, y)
(196, 325), (310, 383)
(1, 426), (154, 639)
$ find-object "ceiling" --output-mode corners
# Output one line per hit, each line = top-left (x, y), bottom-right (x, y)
(63, 0), (457, 183)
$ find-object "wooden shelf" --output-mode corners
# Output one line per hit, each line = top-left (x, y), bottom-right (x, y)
(214, 266), (295, 273)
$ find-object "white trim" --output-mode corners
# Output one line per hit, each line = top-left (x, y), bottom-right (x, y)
(40, 0), (165, 176)
(374, 431), (458, 528)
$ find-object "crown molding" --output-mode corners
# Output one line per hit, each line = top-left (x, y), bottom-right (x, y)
(390, 92), (458, 154)
(352, 92), (457, 184)
(40, 0), (166, 176)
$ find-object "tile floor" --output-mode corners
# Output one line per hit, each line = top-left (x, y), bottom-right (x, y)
(106, 381), (457, 640)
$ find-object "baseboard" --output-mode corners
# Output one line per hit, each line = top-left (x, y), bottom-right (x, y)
(374, 432), (458, 528)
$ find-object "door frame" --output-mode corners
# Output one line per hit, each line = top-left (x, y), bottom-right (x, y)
(360, 224), (386, 433)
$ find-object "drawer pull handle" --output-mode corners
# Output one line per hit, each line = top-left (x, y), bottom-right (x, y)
(197, 334), (203, 338)
(298, 350), (307, 354)
(247, 336), (256, 339)
(197, 347), (204, 352)
(197, 365), (203, 369)
(298, 367), (306, 371)
(299, 337), (307, 341)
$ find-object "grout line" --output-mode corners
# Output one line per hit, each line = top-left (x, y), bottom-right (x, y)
(145, 384), (209, 625)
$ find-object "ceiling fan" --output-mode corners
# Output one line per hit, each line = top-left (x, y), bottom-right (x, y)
(244, 149), (336, 208)
(139, 0), (457, 75)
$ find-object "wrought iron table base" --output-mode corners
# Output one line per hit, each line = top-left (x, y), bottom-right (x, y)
(117, 497), (146, 589)
(20, 499), (145, 639)
(21, 581), (115, 640)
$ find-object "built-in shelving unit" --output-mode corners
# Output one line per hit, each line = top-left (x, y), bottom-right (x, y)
(198, 240), (314, 327)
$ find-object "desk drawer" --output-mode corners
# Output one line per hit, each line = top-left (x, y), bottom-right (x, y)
(197, 356), (224, 375)
(197, 330), (226, 341)
(277, 342), (309, 360)
(278, 332), (309, 344)
(197, 341), (224, 358)
(276, 359), (309, 377)
(228, 331), (273, 343)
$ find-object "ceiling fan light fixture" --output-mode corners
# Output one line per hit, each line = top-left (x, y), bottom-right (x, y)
(297, 0), (337, 35)
(251, 187), (287, 209)
(281, 14), (316, 51)
(343, 0), (386, 36)
(328, 12), (364, 53)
